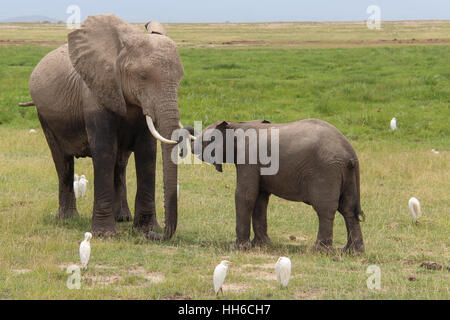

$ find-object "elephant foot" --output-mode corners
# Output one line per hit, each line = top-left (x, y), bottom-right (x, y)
(91, 215), (117, 237)
(91, 226), (118, 237)
(343, 240), (365, 255)
(55, 207), (79, 219)
(146, 230), (163, 241)
(235, 240), (252, 251)
(115, 208), (132, 222)
(251, 235), (271, 247)
(133, 213), (161, 233)
(312, 239), (334, 254)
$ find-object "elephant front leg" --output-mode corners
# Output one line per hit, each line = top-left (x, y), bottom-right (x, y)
(90, 150), (118, 236)
(133, 133), (160, 233)
(86, 111), (118, 236)
(251, 192), (271, 247)
(114, 150), (132, 222)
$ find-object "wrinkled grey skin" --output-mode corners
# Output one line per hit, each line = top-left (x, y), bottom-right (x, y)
(186, 119), (365, 253)
(29, 15), (183, 239)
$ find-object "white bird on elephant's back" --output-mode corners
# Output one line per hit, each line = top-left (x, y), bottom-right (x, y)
(409, 197), (422, 225)
(73, 174), (80, 199)
(79, 232), (92, 269)
(213, 260), (233, 295)
(275, 257), (291, 288)
(390, 117), (397, 131)
(79, 175), (88, 198)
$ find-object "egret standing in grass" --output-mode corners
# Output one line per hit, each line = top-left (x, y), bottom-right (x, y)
(213, 260), (233, 295)
(275, 257), (291, 288)
(390, 117), (397, 131)
(79, 175), (88, 198)
(409, 197), (422, 225)
(79, 232), (92, 269)
(73, 174), (80, 199)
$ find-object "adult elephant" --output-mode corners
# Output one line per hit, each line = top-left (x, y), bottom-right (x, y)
(28, 14), (187, 239)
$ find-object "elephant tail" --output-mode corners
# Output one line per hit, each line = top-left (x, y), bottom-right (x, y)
(348, 159), (365, 222)
(18, 101), (35, 107)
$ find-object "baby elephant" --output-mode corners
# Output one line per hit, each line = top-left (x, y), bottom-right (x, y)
(184, 119), (365, 253)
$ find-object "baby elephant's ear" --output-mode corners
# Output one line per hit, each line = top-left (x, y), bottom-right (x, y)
(215, 121), (230, 131)
(183, 126), (195, 136)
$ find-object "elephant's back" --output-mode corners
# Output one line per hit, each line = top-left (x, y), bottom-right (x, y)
(30, 44), (84, 115)
(284, 118), (356, 157)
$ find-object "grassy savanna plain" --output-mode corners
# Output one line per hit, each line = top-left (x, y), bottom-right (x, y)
(0, 21), (449, 299)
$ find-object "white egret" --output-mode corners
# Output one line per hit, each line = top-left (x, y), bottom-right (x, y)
(431, 149), (440, 154)
(79, 232), (92, 269)
(275, 257), (291, 288)
(408, 197), (422, 224)
(29, 129), (36, 133)
(79, 175), (88, 198)
(73, 174), (80, 199)
(213, 260), (233, 295)
(390, 117), (397, 131)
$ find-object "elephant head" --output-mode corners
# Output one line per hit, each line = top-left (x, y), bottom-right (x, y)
(185, 120), (271, 172)
(68, 14), (185, 239)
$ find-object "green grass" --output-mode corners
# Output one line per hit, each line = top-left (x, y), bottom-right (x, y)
(0, 29), (449, 299)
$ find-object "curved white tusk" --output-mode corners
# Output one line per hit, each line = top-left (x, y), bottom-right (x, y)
(146, 116), (178, 144)
(178, 121), (197, 140)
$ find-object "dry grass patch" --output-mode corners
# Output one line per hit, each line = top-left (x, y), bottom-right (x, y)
(128, 266), (165, 284)
(11, 268), (32, 274)
(85, 275), (122, 286)
(223, 283), (251, 293)
(293, 288), (325, 300)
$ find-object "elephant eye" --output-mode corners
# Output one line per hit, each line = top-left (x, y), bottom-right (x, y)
(139, 71), (148, 80)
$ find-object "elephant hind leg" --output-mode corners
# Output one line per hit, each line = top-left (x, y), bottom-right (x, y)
(114, 150), (132, 222)
(251, 192), (271, 247)
(338, 201), (364, 254)
(311, 203), (337, 254)
(338, 171), (365, 253)
(40, 122), (79, 219)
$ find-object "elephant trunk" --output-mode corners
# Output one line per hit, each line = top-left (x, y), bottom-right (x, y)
(146, 102), (179, 240)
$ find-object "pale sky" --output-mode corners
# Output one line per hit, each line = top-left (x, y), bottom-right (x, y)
(0, 0), (449, 22)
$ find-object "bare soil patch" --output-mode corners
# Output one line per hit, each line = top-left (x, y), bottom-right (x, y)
(0, 40), (64, 46)
(2, 38), (449, 48)
(222, 39), (450, 46)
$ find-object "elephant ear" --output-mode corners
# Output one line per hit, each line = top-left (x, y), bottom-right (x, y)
(68, 14), (136, 117)
(145, 21), (167, 35)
